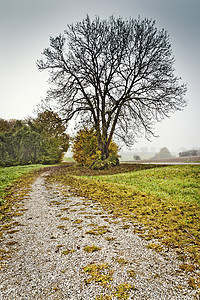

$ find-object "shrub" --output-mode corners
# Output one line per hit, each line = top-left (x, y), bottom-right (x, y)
(0, 112), (69, 166)
(72, 128), (99, 166)
(153, 147), (173, 159)
(72, 128), (119, 169)
(179, 149), (199, 157)
(91, 155), (119, 170)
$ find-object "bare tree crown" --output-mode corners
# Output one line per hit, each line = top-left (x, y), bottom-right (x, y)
(37, 15), (186, 155)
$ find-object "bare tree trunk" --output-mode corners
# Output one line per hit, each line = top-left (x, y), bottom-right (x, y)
(101, 142), (109, 159)
(97, 137), (109, 160)
(96, 126), (109, 160)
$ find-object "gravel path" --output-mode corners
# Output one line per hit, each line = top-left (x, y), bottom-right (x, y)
(0, 173), (198, 299)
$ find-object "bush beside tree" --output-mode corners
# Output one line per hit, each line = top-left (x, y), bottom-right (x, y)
(72, 128), (120, 169)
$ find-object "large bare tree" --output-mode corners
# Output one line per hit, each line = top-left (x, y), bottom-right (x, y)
(37, 15), (187, 159)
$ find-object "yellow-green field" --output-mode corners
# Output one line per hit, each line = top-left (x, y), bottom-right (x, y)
(88, 165), (200, 204)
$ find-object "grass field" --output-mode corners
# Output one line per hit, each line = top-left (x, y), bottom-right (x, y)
(0, 164), (47, 204)
(62, 157), (75, 162)
(88, 165), (200, 205)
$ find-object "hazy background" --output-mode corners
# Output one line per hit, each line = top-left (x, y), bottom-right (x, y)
(0, 0), (199, 156)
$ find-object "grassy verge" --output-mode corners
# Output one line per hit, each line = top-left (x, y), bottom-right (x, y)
(0, 164), (58, 223)
(48, 164), (200, 288)
(0, 165), (48, 204)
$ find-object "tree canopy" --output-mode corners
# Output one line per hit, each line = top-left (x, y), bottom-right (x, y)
(0, 111), (69, 166)
(153, 147), (173, 159)
(37, 15), (187, 159)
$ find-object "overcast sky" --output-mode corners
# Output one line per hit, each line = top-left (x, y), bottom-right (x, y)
(0, 0), (199, 152)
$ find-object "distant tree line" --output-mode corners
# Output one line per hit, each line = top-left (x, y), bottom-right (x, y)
(133, 147), (173, 161)
(179, 149), (200, 157)
(0, 111), (69, 167)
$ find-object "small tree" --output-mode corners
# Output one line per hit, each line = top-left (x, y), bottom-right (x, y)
(72, 128), (119, 168)
(133, 154), (141, 161)
(154, 147), (173, 159)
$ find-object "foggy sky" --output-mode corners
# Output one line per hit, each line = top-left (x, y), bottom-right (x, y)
(0, 0), (199, 152)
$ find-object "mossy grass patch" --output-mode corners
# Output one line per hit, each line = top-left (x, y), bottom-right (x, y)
(83, 245), (101, 253)
(114, 283), (135, 299)
(83, 263), (113, 286)
(89, 165), (200, 205)
(61, 249), (76, 255)
(86, 225), (109, 235)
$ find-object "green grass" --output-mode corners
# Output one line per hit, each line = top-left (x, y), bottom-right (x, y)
(88, 165), (200, 204)
(0, 164), (48, 203)
(62, 157), (75, 162)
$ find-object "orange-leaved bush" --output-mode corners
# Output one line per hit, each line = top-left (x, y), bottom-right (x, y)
(72, 128), (119, 168)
